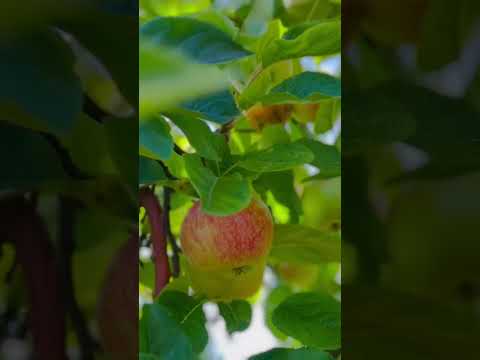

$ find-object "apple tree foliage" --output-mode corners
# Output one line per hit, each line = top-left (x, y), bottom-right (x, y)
(0, 1), (138, 359)
(139, 0), (341, 359)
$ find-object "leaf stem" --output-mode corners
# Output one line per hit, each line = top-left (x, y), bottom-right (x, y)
(222, 163), (239, 177)
(307, 0), (320, 22)
(245, 63), (264, 89)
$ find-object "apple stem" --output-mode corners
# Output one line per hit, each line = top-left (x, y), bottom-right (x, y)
(139, 187), (171, 296)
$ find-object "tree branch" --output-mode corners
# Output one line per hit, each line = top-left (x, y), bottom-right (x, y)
(0, 195), (67, 360)
(139, 187), (171, 296)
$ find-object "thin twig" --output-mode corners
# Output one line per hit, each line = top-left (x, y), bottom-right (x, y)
(219, 120), (236, 142)
(245, 63), (264, 89)
(42, 133), (91, 180)
(163, 187), (181, 277)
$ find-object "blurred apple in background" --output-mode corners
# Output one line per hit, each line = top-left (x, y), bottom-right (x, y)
(302, 177), (341, 231)
(246, 104), (294, 130)
(383, 173), (480, 304)
(276, 262), (319, 290)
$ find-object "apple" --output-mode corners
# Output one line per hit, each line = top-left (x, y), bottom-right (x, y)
(302, 177), (341, 231)
(383, 173), (480, 303)
(98, 233), (138, 360)
(180, 198), (274, 301)
(276, 262), (319, 289)
(246, 104), (293, 130)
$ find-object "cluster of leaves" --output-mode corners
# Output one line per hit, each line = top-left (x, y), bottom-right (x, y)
(139, 0), (341, 359)
(0, 1), (137, 358)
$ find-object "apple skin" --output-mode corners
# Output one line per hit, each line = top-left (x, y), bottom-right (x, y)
(302, 178), (341, 231)
(98, 233), (138, 360)
(180, 199), (274, 301)
(383, 173), (480, 303)
(276, 262), (319, 290)
(246, 104), (293, 130)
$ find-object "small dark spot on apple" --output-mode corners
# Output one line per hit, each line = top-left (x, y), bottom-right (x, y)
(232, 265), (251, 276)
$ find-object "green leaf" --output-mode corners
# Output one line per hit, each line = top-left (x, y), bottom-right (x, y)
(417, 0), (461, 71)
(270, 224), (340, 264)
(0, 123), (66, 190)
(298, 139), (341, 179)
(342, 90), (416, 153)
(258, 124), (291, 149)
(238, 60), (302, 109)
(139, 43), (227, 115)
(60, 7), (138, 106)
(61, 113), (116, 176)
(168, 113), (226, 161)
(164, 152), (188, 179)
(139, 354), (160, 360)
(272, 292), (340, 349)
(259, 72), (340, 106)
(265, 286), (293, 340)
(254, 171), (302, 223)
(140, 303), (195, 359)
(262, 19), (340, 67)
(139, 157), (166, 185)
(142, 0), (210, 18)
(181, 90), (240, 125)
(157, 291), (208, 354)
(141, 17), (252, 64)
(256, 19), (283, 60)
(0, 29), (82, 135)
(250, 347), (334, 360)
(191, 9), (240, 38)
(105, 117), (138, 194)
(184, 154), (252, 216)
(314, 99), (340, 134)
(218, 300), (253, 334)
(238, 143), (314, 172)
(139, 116), (173, 161)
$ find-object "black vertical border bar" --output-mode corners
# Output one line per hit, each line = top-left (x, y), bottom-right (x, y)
(341, 1), (480, 359)
(0, 1), (139, 359)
